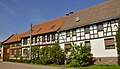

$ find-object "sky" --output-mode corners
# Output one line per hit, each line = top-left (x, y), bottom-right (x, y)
(0, 0), (108, 42)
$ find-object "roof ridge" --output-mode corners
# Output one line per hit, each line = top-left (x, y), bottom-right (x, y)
(34, 17), (66, 26)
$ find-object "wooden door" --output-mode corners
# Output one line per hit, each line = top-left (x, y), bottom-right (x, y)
(3, 47), (10, 60)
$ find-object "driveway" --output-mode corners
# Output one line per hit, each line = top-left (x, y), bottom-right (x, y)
(0, 62), (65, 69)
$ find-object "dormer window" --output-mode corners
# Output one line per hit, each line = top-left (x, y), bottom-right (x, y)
(49, 25), (56, 30)
(37, 28), (42, 32)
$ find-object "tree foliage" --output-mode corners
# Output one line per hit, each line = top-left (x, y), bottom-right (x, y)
(115, 18), (120, 64)
(51, 43), (66, 64)
(116, 18), (120, 55)
(39, 43), (66, 65)
(67, 43), (93, 67)
(31, 46), (39, 60)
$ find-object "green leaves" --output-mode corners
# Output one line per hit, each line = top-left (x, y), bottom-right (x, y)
(39, 43), (66, 65)
(67, 43), (93, 67)
(116, 19), (120, 53)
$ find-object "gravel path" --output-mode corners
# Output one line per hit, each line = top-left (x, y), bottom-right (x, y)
(0, 62), (66, 69)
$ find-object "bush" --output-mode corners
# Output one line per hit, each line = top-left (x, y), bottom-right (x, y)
(51, 43), (66, 65)
(35, 59), (41, 64)
(67, 43), (93, 67)
(22, 59), (31, 64)
(68, 59), (80, 67)
(116, 18), (120, 64)
(40, 46), (53, 65)
(4, 59), (17, 62)
(30, 60), (36, 64)
(39, 43), (66, 65)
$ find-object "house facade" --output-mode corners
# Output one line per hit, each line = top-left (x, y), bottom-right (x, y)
(0, 42), (3, 61)
(1, 0), (120, 65)
(21, 17), (66, 57)
(58, 0), (120, 64)
(2, 33), (25, 60)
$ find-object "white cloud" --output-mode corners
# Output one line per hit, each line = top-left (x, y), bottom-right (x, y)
(0, 1), (15, 14)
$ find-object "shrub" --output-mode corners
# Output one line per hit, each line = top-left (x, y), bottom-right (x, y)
(35, 59), (41, 64)
(40, 46), (53, 65)
(51, 43), (66, 65)
(67, 43), (93, 67)
(22, 59), (31, 64)
(68, 59), (80, 67)
(30, 60), (36, 64)
(116, 18), (120, 64)
(39, 43), (66, 65)
(19, 56), (23, 63)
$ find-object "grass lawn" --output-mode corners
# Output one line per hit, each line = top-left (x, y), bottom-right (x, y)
(66, 65), (120, 69)
(47, 64), (120, 69)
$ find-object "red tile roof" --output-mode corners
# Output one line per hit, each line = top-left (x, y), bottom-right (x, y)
(3, 32), (26, 44)
(22, 17), (66, 37)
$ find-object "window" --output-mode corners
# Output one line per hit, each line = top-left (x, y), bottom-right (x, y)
(47, 34), (50, 42)
(23, 39), (27, 45)
(37, 28), (42, 32)
(72, 29), (76, 36)
(104, 38), (115, 49)
(49, 25), (56, 30)
(66, 30), (70, 37)
(42, 35), (45, 42)
(35, 37), (37, 43)
(65, 44), (72, 51)
(23, 49), (28, 56)
(52, 34), (55, 41)
(85, 27), (90, 34)
(16, 49), (19, 55)
(16, 43), (20, 46)
(85, 41), (91, 46)
(11, 50), (14, 55)
(97, 24), (103, 31)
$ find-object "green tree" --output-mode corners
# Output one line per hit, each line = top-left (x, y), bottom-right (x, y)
(67, 43), (93, 67)
(31, 46), (39, 60)
(115, 18), (120, 64)
(39, 43), (66, 65)
(39, 46), (53, 65)
(51, 43), (66, 65)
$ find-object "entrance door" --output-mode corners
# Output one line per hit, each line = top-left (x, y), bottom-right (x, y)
(3, 47), (10, 60)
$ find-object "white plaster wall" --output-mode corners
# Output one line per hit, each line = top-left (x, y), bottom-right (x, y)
(91, 37), (118, 57)
(59, 36), (118, 58)
(0, 46), (3, 61)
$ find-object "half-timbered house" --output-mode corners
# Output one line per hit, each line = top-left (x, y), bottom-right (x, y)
(58, 0), (120, 64)
(21, 17), (66, 57)
(0, 42), (3, 61)
(2, 33), (26, 60)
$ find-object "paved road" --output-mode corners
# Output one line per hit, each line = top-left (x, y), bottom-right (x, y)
(0, 62), (65, 69)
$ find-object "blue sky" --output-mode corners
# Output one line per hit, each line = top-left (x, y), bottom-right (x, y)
(0, 0), (107, 42)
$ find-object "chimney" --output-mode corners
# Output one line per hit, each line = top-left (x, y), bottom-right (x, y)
(66, 14), (69, 16)
(65, 12), (74, 16)
(69, 12), (74, 14)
